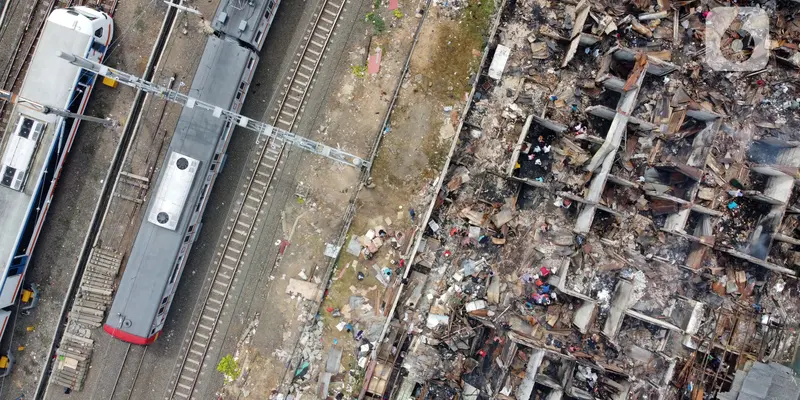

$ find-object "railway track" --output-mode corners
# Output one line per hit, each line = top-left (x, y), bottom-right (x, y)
(108, 344), (148, 400)
(0, 0), (117, 136)
(165, 0), (347, 398)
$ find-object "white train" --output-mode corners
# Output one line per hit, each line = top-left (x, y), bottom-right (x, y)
(0, 6), (113, 352)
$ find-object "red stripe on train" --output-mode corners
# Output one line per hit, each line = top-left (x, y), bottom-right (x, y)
(103, 324), (158, 345)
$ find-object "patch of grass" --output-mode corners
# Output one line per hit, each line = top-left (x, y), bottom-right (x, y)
(393, 9), (404, 18)
(423, 0), (496, 102)
(350, 64), (367, 78)
(365, 12), (386, 33)
(217, 354), (241, 383)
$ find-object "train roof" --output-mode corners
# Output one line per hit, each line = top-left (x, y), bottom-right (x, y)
(212, 0), (276, 48)
(0, 14), (93, 284)
(106, 36), (256, 339)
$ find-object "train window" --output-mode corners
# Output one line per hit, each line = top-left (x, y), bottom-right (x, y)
(255, 31), (263, 45)
(247, 58), (255, 70)
(150, 327), (157, 336)
(236, 91), (242, 100)
(210, 164), (216, 172)
(268, 0), (276, 11)
(213, 154), (220, 161)
(158, 306), (166, 315)
(188, 225), (194, 233)
(94, 28), (103, 38)
(169, 267), (179, 284)
(169, 256), (182, 284)
(161, 296), (169, 305)
(183, 234), (190, 243)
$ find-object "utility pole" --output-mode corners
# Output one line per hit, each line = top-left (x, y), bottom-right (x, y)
(57, 52), (369, 168)
(0, 89), (115, 127)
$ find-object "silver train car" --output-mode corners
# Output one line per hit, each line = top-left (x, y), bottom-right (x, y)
(0, 6), (112, 343)
(104, 35), (258, 344)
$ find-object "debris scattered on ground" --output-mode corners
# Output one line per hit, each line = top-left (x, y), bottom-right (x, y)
(349, 0), (800, 399)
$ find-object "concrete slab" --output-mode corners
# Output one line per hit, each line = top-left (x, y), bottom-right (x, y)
(286, 278), (322, 301)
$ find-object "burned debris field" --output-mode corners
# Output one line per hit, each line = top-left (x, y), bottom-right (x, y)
(375, 0), (800, 399)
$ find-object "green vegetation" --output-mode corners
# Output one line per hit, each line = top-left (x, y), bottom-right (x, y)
(393, 9), (404, 18)
(216, 354), (241, 382)
(365, 12), (386, 33)
(350, 64), (367, 78)
(425, 0), (496, 102)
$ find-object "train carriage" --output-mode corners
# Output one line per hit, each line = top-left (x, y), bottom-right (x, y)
(104, 36), (258, 344)
(213, 0), (281, 51)
(0, 6), (112, 343)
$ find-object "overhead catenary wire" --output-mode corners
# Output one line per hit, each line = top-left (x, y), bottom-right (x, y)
(58, 51), (370, 169)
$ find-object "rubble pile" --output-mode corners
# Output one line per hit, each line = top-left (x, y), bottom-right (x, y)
(360, 0), (800, 399)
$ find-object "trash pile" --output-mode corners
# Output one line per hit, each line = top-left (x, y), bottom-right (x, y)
(358, 0), (800, 399)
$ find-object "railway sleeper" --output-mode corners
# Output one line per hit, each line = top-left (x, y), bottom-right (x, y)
(83, 277), (115, 288)
(71, 316), (103, 326)
(89, 251), (121, 262)
(89, 256), (123, 269)
(81, 282), (115, 293)
(91, 248), (123, 261)
(78, 292), (113, 303)
(72, 321), (102, 329)
(52, 362), (89, 375)
(56, 350), (90, 362)
(60, 341), (93, 352)
(74, 300), (107, 311)
(84, 268), (116, 281)
(52, 374), (86, 387)
(72, 307), (104, 316)
(72, 315), (104, 325)
(59, 342), (93, 353)
(88, 260), (121, 272)
(86, 265), (117, 275)
(80, 286), (114, 296)
(86, 262), (119, 274)
(86, 265), (119, 277)
(60, 343), (93, 352)
(50, 376), (82, 388)
(73, 305), (106, 316)
(85, 278), (116, 288)
(58, 346), (92, 357)
(83, 273), (115, 284)
(63, 333), (94, 346)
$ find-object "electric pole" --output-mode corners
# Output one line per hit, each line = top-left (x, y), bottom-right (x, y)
(57, 52), (369, 168)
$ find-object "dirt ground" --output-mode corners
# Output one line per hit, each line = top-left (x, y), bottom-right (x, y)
(215, 0), (495, 398)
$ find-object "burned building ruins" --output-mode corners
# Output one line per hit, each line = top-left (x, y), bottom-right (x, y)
(355, 1), (800, 399)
